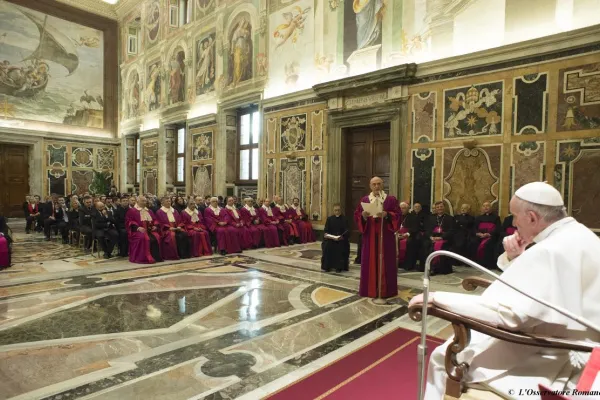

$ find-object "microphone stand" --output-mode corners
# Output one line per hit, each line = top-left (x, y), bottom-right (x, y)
(417, 250), (600, 400)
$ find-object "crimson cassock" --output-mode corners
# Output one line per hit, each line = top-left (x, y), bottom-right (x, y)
(155, 207), (191, 260)
(225, 206), (253, 250)
(272, 205), (296, 245)
(125, 206), (162, 264)
(354, 194), (399, 298)
(257, 207), (281, 248)
(289, 206), (316, 244)
(180, 208), (212, 257)
(203, 207), (241, 254)
(239, 206), (264, 248)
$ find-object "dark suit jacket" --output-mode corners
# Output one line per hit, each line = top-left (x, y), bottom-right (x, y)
(425, 213), (455, 242)
(79, 207), (95, 228)
(113, 206), (127, 230)
(93, 209), (116, 230)
(399, 213), (419, 237)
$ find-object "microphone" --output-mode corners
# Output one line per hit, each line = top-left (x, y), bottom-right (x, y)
(416, 250), (600, 400)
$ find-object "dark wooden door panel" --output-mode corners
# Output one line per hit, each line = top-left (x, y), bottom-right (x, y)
(0, 144), (30, 217)
(344, 123), (390, 243)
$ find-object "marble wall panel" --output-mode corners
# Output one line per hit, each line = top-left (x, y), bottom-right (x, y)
(238, 186), (258, 200)
(412, 92), (436, 143)
(556, 139), (600, 232)
(143, 169), (158, 196)
(226, 129), (237, 183)
(71, 170), (94, 195)
(557, 63), (600, 132)
(510, 142), (546, 197)
(442, 146), (502, 215)
(311, 110), (324, 151)
(165, 132), (175, 185)
(47, 170), (67, 196)
(443, 81), (503, 139)
(97, 148), (116, 170)
(192, 164), (213, 197)
(192, 130), (214, 161)
(141, 139), (158, 168)
(279, 158), (306, 204)
(512, 73), (548, 134)
(309, 155), (323, 220)
(71, 148), (94, 168)
(126, 144), (136, 185)
(47, 145), (67, 168)
(280, 114), (308, 152)
(266, 158), (276, 200)
(411, 148), (435, 209)
(266, 117), (277, 154)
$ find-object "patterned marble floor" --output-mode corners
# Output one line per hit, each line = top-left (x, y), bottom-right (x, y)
(0, 221), (488, 400)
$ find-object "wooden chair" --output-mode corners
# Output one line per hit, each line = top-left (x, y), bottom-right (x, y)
(408, 276), (596, 399)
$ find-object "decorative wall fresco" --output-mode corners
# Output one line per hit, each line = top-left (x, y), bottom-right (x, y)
(195, 0), (216, 20)
(0, 2), (104, 128)
(556, 139), (600, 232)
(125, 139), (136, 185)
(442, 146), (502, 215)
(309, 155), (323, 221)
(266, 117), (277, 154)
(47, 145), (67, 168)
(145, 0), (161, 49)
(71, 170), (94, 194)
(47, 170), (67, 197)
(512, 73), (548, 134)
(443, 81), (503, 139)
(97, 148), (115, 170)
(195, 32), (216, 96)
(557, 63), (600, 132)
(168, 48), (186, 105)
(72, 148), (94, 168)
(141, 139), (158, 167)
(143, 169), (158, 195)
(510, 142), (545, 197)
(226, 129), (237, 183)
(266, 158), (276, 200)
(145, 60), (162, 112)
(227, 12), (253, 88)
(311, 110), (324, 151)
(412, 92), (436, 143)
(411, 148), (435, 209)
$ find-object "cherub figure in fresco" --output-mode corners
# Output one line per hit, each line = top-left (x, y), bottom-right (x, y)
(272, 6), (311, 49)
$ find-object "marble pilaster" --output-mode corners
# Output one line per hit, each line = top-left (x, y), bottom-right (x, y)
(157, 125), (167, 196)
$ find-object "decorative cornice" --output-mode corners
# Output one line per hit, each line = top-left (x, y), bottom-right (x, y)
(54, 0), (118, 20)
(115, 0), (140, 20)
(313, 63), (418, 99)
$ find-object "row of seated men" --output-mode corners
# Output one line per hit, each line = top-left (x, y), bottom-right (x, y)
(24, 193), (316, 262)
(393, 200), (516, 275)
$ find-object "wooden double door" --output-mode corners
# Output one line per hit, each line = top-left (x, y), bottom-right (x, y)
(344, 123), (391, 242)
(0, 144), (29, 217)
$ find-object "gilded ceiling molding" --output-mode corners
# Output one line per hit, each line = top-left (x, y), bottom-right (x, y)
(54, 0), (118, 20)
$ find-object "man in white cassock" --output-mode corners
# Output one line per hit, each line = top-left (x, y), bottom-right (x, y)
(409, 182), (600, 399)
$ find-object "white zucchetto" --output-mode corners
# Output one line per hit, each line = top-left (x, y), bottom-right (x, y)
(515, 182), (564, 206)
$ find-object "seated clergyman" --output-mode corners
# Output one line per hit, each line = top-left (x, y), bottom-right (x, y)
(321, 203), (349, 273)
(409, 182), (600, 399)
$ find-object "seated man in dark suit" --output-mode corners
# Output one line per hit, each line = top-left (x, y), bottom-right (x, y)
(93, 201), (119, 259)
(113, 197), (130, 257)
(78, 196), (95, 251)
(397, 202), (420, 270)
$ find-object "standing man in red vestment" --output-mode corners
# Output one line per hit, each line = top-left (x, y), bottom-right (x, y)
(155, 197), (191, 260)
(258, 199), (281, 248)
(203, 197), (241, 255)
(180, 201), (212, 257)
(289, 197), (316, 244)
(125, 196), (163, 264)
(273, 196), (299, 245)
(354, 177), (399, 299)
(239, 198), (264, 248)
(225, 196), (253, 250)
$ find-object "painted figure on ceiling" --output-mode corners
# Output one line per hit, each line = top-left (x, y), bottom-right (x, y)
(196, 34), (215, 95)
(228, 16), (253, 86)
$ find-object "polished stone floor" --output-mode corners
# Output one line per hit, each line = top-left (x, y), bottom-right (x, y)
(0, 220), (486, 399)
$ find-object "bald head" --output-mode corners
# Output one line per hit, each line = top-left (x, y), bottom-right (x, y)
(369, 176), (383, 194)
(400, 202), (409, 215)
(481, 201), (491, 214)
(137, 196), (147, 208)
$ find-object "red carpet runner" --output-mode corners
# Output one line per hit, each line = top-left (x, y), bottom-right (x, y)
(266, 327), (444, 399)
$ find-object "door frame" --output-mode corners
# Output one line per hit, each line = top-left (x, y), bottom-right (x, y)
(326, 102), (408, 217)
(0, 143), (31, 217)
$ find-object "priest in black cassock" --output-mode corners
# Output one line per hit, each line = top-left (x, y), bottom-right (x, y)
(495, 214), (516, 260)
(469, 201), (501, 269)
(421, 201), (455, 275)
(454, 203), (474, 260)
(321, 204), (350, 273)
(397, 202), (419, 270)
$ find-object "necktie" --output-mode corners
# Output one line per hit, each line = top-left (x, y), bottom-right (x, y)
(64, 208), (69, 222)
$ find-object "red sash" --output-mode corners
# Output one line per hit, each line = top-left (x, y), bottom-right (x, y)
(432, 226), (445, 265)
(506, 227), (516, 235)
(28, 203), (37, 214)
(397, 226), (409, 263)
(476, 222), (496, 260)
(0, 236), (9, 267)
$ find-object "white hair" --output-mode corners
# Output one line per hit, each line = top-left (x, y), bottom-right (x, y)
(399, 202), (408, 207)
(517, 198), (567, 223)
(210, 197), (218, 202)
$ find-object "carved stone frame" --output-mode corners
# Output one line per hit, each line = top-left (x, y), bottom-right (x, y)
(326, 101), (408, 214)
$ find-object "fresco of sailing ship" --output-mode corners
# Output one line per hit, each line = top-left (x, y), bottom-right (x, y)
(0, 2), (103, 128)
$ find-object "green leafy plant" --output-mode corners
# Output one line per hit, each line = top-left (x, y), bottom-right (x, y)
(90, 170), (112, 196)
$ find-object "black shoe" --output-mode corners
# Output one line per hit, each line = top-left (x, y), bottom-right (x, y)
(335, 269), (342, 273)
(45, 237), (51, 241)
(220, 250), (226, 255)
(103, 253), (110, 259)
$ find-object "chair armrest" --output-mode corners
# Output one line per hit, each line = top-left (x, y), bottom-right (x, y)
(462, 276), (492, 291)
(408, 302), (596, 353)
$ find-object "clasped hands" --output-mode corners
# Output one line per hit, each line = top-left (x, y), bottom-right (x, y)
(362, 211), (387, 219)
(476, 232), (491, 238)
(218, 222), (227, 226)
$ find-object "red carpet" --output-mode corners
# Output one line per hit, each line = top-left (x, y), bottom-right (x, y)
(266, 327), (445, 399)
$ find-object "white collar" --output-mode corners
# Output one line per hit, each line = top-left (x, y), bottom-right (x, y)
(533, 217), (574, 243)
(135, 205), (147, 211)
(160, 206), (175, 213)
(368, 191), (387, 203)
(244, 204), (253, 210)
(185, 207), (197, 215)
